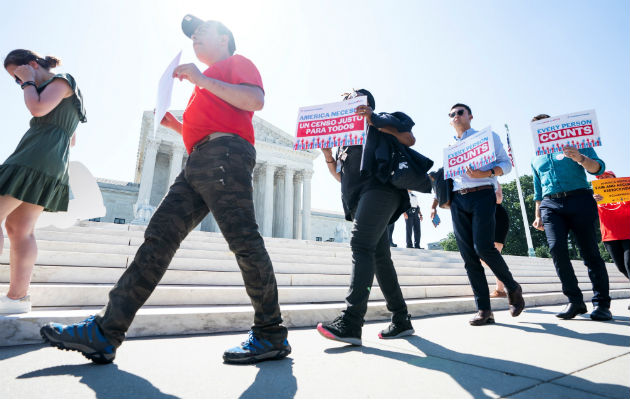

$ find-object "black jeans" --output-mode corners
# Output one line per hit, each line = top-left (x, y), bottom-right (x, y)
(95, 136), (286, 347)
(342, 188), (409, 326)
(450, 188), (519, 310)
(540, 192), (610, 308)
(405, 208), (421, 247)
(604, 240), (630, 280)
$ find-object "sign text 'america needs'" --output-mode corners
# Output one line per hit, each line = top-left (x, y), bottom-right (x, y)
(294, 97), (367, 150)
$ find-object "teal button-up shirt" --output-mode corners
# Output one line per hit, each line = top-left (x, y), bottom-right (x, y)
(531, 147), (605, 201)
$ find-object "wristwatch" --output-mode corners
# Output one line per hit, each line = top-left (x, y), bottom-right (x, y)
(489, 168), (495, 177)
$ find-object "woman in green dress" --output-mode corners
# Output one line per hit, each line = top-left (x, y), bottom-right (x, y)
(0, 49), (86, 313)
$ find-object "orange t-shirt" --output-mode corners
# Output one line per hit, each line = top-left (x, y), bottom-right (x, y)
(182, 55), (263, 153)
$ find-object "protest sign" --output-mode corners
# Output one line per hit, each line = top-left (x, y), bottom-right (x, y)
(154, 51), (182, 137)
(294, 97), (367, 150)
(36, 162), (106, 228)
(443, 127), (496, 179)
(592, 177), (630, 204)
(530, 109), (601, 156)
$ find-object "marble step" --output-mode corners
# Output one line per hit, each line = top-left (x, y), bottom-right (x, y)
(33, 225), (350, 250)
(2, 282), (628, 308)
(1, 256), (623, 281)
(2, 237), (620, 273)
(3, 236), (464, 266)
(2, 289), (628, 347)
(0, 240), (467, 267)
(2, 232), (612, 271)
(24, 240), (451, 265)
(1, 265), (628, 286)
(31, 222), (598, 266)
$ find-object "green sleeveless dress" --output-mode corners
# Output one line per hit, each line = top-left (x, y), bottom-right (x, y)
(0, 73), (86, 212)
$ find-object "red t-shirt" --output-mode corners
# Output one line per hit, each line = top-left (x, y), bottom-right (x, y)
(598, 201), (630, 241)
(182, 55), (263, 153)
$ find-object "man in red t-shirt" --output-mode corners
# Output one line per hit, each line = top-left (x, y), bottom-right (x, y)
(42, 15), (290, 365)
(593, 171), (630, 305)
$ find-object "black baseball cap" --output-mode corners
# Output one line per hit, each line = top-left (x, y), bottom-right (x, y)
(181, 14), (236, 55)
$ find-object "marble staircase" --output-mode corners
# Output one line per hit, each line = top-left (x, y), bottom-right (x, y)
(1, 221), (628, 346)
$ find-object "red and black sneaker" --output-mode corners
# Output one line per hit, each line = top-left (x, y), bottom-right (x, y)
(317, 316), (362, 346)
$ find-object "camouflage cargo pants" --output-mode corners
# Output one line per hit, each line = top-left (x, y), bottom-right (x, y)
(94, 135), (287, 347)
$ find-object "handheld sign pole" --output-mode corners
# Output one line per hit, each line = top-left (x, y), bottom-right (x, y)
(505, 124), (535, 257)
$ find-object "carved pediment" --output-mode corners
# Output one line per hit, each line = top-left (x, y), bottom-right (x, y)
(136, 111), (317, 181)
(253, 116), (296, 147)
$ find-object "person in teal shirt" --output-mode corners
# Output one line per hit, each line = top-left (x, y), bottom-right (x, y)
(531, 113), (611, 321)
(532, 147), (605, 201)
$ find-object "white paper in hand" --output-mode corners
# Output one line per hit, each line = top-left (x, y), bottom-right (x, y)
(154, 51), (182, 137)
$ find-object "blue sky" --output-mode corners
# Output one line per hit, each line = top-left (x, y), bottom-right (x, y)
(1, 0), (628, 246)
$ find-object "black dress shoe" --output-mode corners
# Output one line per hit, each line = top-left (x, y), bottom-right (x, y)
(507, 284), (525, 317)
(590, 306), (612, 321)
(555, 303), (588, 319)
(469, 310), (495, 326)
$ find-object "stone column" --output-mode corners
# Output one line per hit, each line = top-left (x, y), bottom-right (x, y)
(273, 169), (285, 237)
(283, 168), (294, 238)
(262, 163), (276, 237)
(132, 138), (159, 224)
(302, 170), (313, 240)
(293, 172), (303, 239)
(252, 164), (263, 224)
(201, 212), (218, 232)
(168, 146), (185, 187)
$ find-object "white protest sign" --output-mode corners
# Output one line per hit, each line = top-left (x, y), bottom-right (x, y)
(36, 161), (106, 228)
(154, 51), (182, 137)
(530, 109), (601, 156)
(443, 127), (496, 179)
(294, 97), (367, 150)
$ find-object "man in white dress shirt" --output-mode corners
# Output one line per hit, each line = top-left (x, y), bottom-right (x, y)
(446, 103), (524, 326)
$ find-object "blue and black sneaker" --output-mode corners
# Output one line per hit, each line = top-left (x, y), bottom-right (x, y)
(40, 316), (116, 364)
(223, 330), (291, 364)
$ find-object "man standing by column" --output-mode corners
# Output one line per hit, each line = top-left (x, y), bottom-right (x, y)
(446, 103), (524, 326)
(404, 190), (422, 249)
(41, 15), (290, 364)
(530, 113), (611, 321)
(388, 223), (398, 247)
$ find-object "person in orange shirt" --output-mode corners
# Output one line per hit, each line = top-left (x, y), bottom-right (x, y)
(593, 171), (630, 309)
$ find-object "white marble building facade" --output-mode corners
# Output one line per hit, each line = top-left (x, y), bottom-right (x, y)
(95, 111), (353, 241)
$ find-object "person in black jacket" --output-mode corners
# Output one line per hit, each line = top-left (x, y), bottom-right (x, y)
(317, 89), (415, 345)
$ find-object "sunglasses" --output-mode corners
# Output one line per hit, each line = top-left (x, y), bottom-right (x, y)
(448, 109), (466, 118)
(14, 75), (22, 85)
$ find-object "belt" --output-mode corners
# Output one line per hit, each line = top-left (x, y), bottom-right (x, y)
(455, 185), (494, 195)
(544, 188), (592, 199)
(192, 132), (237, 152)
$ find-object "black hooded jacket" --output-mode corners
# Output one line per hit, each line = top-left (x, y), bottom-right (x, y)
(338, 111), (418, 223)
